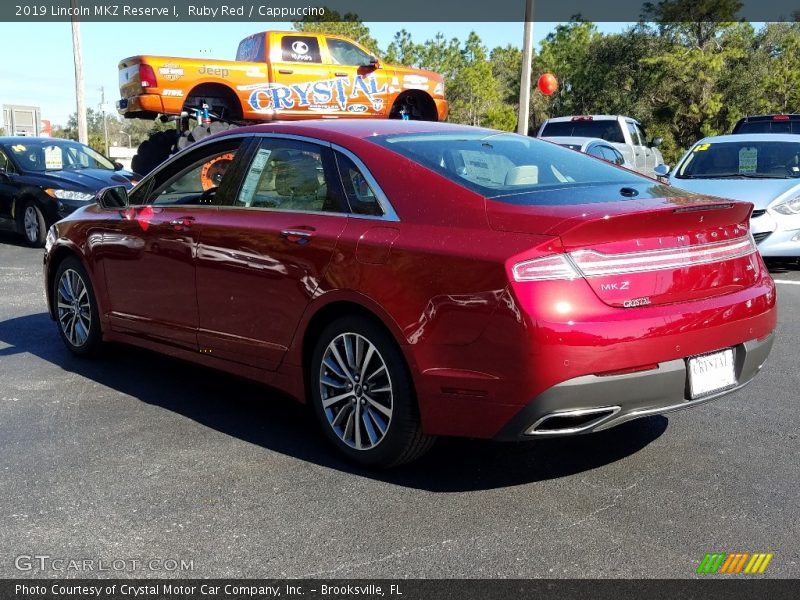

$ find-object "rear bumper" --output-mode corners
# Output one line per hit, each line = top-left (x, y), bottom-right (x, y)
(494, 333), (774, 440)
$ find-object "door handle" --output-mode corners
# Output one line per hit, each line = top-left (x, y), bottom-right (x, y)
(169, 216), (195, 231)
(278, 68), (294, 74)
(281, 229), (313, 244)
(334, 72), (348, 77)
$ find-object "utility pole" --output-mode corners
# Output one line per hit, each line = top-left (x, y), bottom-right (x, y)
(71, 0), (88, 144)
(517, 0), (535, 136)
(100, 86), (109, 156)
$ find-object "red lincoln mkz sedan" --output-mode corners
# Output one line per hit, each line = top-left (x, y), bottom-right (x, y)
(44, 120), (776, 467)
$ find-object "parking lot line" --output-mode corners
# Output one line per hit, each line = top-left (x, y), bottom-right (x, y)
(773, 280), (800, 285)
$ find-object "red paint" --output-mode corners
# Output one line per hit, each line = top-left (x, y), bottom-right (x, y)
(44, 121), (777, 440)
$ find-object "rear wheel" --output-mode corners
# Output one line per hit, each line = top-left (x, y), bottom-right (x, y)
(17, 199), (46, 247)
(53, 257), (102, 356)
(309, 316), (434, 467)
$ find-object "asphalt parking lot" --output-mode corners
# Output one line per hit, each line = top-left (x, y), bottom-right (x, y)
(0, 232), (798, 579)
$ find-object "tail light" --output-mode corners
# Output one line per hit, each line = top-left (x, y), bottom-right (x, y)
(139, 64), (157, 88)
(773, 115), (790, 121)
(512, 255), (579, 282)
(512, 235), (757, 282)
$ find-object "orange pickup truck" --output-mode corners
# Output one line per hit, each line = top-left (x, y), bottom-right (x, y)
(118, 31), (448, 123)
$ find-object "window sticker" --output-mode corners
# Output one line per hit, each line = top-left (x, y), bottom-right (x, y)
(11, 144), (26, 152)
(694, 143), (711, 152)
(239, 148), (272, 204)
(738, 147), (758, 173)
(44, 146), (63, 169)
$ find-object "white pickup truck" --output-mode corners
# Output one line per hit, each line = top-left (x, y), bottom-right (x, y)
(536, 115), (666, 177)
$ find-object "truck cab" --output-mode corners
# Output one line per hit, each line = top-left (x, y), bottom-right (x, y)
(536, 115), (665, 177)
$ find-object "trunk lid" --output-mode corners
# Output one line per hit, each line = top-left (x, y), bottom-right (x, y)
(487, 186), (760, 307)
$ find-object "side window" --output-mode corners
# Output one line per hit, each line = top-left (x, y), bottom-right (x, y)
(237, 34), (265, 62)
(236, 139), (346, 214)
(626, 122), (642, 146)
(129, 140), (242, 206)
(326, 38), (372, 66)
(280, 36), (321, 64)
(335, 153), (384, 217)
(608, 147), (626, 165)
(585, 145), (605, 160)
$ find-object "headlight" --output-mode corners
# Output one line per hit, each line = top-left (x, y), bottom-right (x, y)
(45, 188), (95, 201)
(772, 196), (800, 215)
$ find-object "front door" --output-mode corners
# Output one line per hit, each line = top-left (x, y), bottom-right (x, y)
(322, 36), (390, 117)
(97, 137), (246, 350)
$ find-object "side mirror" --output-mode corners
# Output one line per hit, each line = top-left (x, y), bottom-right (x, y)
(653, 164), (671, 177)
(113, 161), (124, 171)
(0, 167), (9, 181)
(650, 137), (663, 148)
(96, 185), (129, 209)
(365, 56), (380, 69)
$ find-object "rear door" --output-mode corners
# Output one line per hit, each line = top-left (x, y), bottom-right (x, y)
(0, 148), (19, 224)
(195, 136), (349, 370)
(98, 137), (246, 349)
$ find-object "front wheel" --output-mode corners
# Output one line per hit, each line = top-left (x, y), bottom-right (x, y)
(53, 257), (102, 356)
(18, 199), (46, 247)
(309, 316), (434, 468)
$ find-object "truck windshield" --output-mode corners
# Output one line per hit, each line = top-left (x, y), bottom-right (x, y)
(676, 141), (800, 179)
(370, 131), (646, 202)
(540, 120), (625, 143)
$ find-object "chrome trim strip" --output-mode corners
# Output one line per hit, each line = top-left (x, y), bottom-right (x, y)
(526, 405), (621, 436)
(570, 235), (756, 277)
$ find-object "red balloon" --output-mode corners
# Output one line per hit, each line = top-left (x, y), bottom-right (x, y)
(537, 73), (558, 96)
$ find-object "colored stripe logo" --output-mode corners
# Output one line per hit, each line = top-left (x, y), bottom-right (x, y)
(697, 552), (773, 574)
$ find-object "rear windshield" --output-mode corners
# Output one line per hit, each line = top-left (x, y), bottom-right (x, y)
(370, 131), (646, 201)
(733, 120), (800, 135)
(540, 120), (625, 143)
(676, 140), (800, 179)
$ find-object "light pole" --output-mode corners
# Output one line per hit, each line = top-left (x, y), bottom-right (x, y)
(70, 0), (87, 144)
(517, 0), (535, 136)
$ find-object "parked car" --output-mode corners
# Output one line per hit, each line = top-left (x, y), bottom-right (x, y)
(44, 121), (776, 467)
(536, 115), (665, 177)
(668, 133), (800, 258)
(732, 114), (800, 135)
(540, 136), (634, 169)
(0, 137), (139, 246)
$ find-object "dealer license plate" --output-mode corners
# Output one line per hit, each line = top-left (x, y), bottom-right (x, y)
(688, 349), (736, 398)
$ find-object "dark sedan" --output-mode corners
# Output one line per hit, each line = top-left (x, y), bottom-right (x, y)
(0, 137), (139, 246)
(44, 120), (775, 467)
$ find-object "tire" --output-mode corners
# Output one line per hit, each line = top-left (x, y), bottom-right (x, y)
(309, 316), (435, 468)
(130, 129), (179, 176)
(53, 256), (102, 356)
(17, 199), (46, 247)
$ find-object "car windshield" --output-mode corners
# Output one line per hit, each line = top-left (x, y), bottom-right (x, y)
(676, 140), (800, 179)
(6, 139), (115, 172)
(370, 131), (646, 201)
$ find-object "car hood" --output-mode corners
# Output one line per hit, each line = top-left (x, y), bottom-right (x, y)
(667, 177), (800, 209)
(27, 168), (137, 191)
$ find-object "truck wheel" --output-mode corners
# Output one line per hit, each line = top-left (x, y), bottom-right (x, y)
(130, 129), (179, 175)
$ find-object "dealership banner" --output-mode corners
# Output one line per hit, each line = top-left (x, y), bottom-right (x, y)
(2, 0), (800, 22)
(3, 579), (800, 600)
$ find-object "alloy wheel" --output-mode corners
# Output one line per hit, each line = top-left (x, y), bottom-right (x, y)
(56, 269), (92, 348)
(24, 205), (39, 243)
(319, 332), (393, 450)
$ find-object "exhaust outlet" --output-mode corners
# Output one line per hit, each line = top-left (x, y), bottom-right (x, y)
(526, 406), (621, 436)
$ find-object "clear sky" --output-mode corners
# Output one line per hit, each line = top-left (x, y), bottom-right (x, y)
(0, 21), (629, 127)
